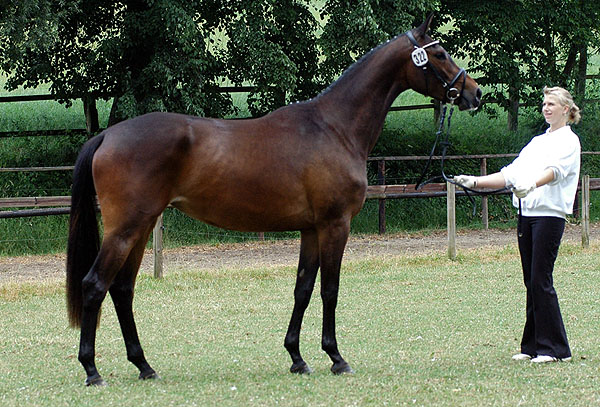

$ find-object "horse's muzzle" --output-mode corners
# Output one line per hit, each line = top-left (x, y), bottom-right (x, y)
(459, 87), (482, 111)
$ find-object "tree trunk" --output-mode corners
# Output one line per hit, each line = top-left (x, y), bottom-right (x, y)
(507, 86), (519, 132)
(83, 95), (99, 137)
(575, 44), (588, 108)
(561, 46), (579, 85)
(108, 97), (122, 127)
(106, 0), (157, 126)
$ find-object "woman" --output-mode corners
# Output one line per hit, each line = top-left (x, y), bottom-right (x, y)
(455, 86), (581, 363)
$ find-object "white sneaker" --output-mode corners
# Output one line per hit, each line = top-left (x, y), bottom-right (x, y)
(531, 355), (572, 363)
(512, 353), (533, 361)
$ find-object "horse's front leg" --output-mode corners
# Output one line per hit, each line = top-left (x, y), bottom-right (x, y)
(318, 220), (354, 375)
(284, 229), (320, 374)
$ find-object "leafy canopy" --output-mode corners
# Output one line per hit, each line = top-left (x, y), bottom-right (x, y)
(1, 0), (598, 123)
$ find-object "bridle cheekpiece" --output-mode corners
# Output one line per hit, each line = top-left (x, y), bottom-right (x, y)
(406, 30), (466, 104)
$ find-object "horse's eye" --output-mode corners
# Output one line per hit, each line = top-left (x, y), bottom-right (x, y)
(434, 53), (446, 60)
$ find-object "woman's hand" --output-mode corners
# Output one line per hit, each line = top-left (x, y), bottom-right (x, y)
(454, 175), (477, 188)
(512, 180), (537, 198)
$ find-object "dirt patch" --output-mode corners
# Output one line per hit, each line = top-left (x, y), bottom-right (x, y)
(1, 223), (597, 284)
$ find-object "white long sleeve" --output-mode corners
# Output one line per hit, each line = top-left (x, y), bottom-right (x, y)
(500, 125), (580, 218)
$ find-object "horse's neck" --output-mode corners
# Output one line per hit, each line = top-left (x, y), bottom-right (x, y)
(314, 37), (410, 158)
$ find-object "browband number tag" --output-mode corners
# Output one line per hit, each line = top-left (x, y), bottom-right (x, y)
(411, 47), (428, 67)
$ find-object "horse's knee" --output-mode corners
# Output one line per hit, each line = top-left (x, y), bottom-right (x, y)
(320, 288), (339, 306)
(78, 342), (95, 366)
(294, 287), (313, 308)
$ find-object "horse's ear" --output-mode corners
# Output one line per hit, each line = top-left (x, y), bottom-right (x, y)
(416, 13), (435, 35)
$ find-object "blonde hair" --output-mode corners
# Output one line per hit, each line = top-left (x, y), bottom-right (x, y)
(543, 86), (581, 124)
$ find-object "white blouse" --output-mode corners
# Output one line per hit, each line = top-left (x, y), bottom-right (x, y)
(500, 125), (581, 219)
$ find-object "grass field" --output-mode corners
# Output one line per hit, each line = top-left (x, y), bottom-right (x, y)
(1, 242), (600, 406)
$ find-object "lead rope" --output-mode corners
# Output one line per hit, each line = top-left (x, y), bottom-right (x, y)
(416, 99), (510, 217)
(415, 104), (448, 189)
(518, 199), (523, 238)
(406, 29), (510, 217)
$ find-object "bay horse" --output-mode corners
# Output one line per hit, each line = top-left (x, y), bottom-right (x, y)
(66, 14), (481, 386)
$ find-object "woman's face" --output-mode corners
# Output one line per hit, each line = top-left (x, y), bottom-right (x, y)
(542, 94), (569, 128)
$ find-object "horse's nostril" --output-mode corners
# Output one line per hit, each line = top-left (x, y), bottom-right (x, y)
(476, 88), (483, 100)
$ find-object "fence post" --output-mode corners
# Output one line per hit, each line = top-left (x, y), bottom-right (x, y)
(581, 175), (590, 248)
(377, 160), (386, 234)
(153, 213), (164, 278)
(480, 158), (488, 229)
(447, 181), (456, 259)
(433, 99), (441, 124)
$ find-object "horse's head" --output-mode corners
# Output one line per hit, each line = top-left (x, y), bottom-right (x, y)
(405, 14), (481, 111)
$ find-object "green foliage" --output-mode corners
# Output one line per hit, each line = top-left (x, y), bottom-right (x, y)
(110, 0), (234, 120)
(1, 1), (599, 120)
(439, 0), (600, 113)
(0, 0), (234, 121)
(225, 0), (321, 116)
(0, 215), (69, 255)
(318, 0), (439, 83)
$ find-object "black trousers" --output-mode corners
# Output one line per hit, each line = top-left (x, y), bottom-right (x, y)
(517, 215), (571, 359)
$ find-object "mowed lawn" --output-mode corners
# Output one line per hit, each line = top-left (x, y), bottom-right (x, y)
(1, 241), (600, 406)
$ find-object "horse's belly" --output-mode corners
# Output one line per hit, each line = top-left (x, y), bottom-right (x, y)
(170, 194), (312, 232)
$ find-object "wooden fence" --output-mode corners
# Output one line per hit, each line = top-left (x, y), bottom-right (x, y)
(0, 89), (438, 138)
(2, 72), (598, 135)
(2, 86), (600, 273)
(367, 153), (600, 232)
(1, 154), (599, 276)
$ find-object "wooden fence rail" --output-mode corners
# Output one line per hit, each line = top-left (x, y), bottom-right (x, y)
(1, 176), (597, 272)
(367, 152), (600, 233)
(0, 90), (437, 138)
(2, 154), (599, 273)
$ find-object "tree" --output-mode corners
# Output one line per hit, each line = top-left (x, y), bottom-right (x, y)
(224, 0), (321, 116)
(4, 0), (596, 133)
(439, 0), (600, 130)
(0, 0), (441, 122)
(318, 0), (440, 84)
(0, 0), (234, 128)
(224, 0), (439, 117)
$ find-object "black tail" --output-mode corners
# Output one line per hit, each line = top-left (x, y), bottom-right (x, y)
(66, 134), (105, 328)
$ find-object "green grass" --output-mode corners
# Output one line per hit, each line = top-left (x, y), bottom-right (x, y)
(1, 242), (600, 406)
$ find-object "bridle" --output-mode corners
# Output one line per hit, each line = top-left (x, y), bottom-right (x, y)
(405, 30), (466, 104)
(407, 30), (510, 217)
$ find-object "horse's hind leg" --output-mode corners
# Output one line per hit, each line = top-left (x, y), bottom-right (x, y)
(109, 226), (158, 381)
(284, 229), (320, 374)
(78, 223), (152, 386)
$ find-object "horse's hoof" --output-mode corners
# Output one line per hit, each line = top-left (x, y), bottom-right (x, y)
(85, 374), (107, 387)
(290, 361), (314, 375)
(331, 361), (354, 375)
(140, 370), (160, 381)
